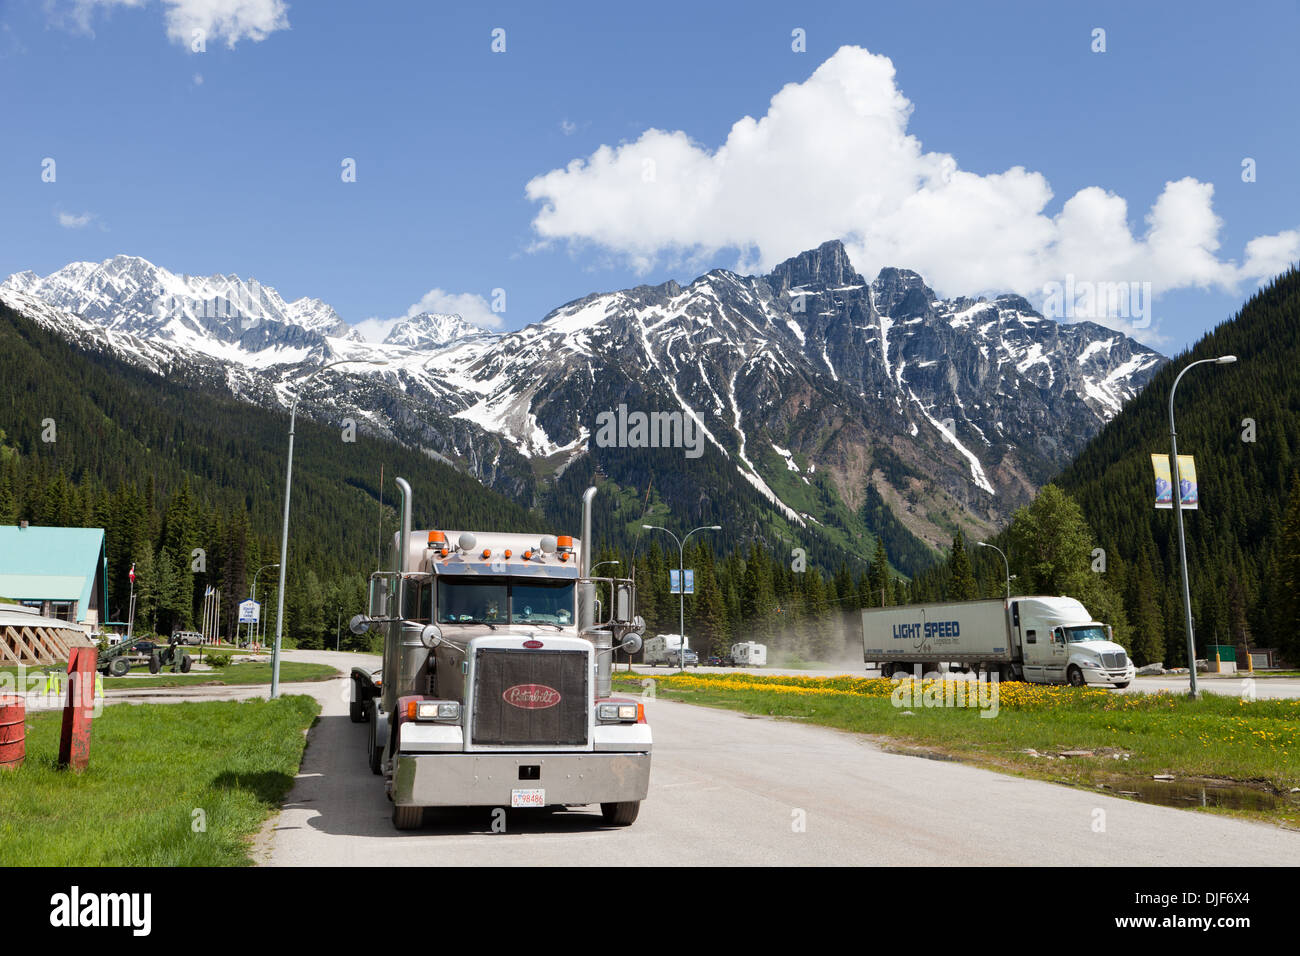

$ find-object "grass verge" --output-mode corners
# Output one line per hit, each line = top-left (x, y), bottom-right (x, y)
(0, 695), (319, 865)
(615, 672), (1300, 826)
(2, 662), (339, 689)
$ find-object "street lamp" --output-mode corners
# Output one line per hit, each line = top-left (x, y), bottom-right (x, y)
(250, 563), (278, 649)
(642, 523), (721, 673)
(976, 542), (1011, 602)
(1169, 354), (1236, 699)
(271, 358), (388, 698)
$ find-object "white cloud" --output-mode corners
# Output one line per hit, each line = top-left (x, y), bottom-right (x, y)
(57, 210), (95, 229)
(65, 0), (288, 48)
(353, 289), (502, 343)
(526, 46), (1298, 328)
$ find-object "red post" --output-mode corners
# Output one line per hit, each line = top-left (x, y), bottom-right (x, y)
(57, 646), (97, 772)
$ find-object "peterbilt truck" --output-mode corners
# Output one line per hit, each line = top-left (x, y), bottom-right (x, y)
(862, 596), (1134, 688)
(349, 480), (651, 830)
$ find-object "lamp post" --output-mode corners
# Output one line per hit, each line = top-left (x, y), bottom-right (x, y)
(976, 542), (1011, 601)
(250, 563), (278, 649)
(272, 359), (388, 698)
(1169, 354), (1236, 699)
(642, 523), (721, 672)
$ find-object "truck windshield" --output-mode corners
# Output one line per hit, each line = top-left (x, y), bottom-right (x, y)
(436, 578), (574, 627)
(1065, 625), (1109, 643)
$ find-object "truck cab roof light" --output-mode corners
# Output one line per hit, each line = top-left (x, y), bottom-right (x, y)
(481, 549), (492, 559)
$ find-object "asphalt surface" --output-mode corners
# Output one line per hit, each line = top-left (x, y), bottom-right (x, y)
(257, 651), (1297, 866)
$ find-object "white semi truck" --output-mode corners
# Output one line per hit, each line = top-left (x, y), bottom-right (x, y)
(862, 596), (1134, 688)
(349, 480), (652, 829)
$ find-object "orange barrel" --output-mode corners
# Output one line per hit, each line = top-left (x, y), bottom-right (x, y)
(0, 694), (25, 770)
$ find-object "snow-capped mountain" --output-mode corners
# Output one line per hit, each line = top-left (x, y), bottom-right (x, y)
(1, 255), (364, 363)
(1, 243), (1164, 561)
(383, 312), (495, 349)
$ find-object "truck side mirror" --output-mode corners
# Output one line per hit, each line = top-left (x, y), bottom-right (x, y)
(349, 613), (371, 636)
(615, 583), (633, 622)
(368, 575), (389, 619)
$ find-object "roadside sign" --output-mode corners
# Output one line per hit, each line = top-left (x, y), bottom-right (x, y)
(1152, 454), (1198, 510)
(670, 570), (695, 594)
(238, 600), (260, 624)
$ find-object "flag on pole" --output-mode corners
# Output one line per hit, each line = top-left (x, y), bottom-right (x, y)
(128, 563), (136, 584)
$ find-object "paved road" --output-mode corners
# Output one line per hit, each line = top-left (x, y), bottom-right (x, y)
(260, 651), (1296, 866)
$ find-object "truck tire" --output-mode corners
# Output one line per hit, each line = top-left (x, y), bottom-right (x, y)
(1067, 665), (1085, 687)
(600, 801), (640, 826)
(392, 805), (424, 830)
(349, 699), (366, 723)
(109, 657), (131, 677)
(1113, 681), (1131, 689)
(368, 718), (383, 775)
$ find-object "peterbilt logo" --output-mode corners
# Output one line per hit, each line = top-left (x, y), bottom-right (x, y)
(503, 684), (561, 709)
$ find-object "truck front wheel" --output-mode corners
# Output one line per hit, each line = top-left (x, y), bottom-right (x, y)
(392, 805), (424, 830)
(600, 801), (640, 826)
(1067, 665), (1085, 687)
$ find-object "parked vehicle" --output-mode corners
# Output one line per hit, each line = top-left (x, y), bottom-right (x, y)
(171, 630), (203, 646)
(666, 648), (699, 668)
(862, 596), (1134, 688)
(348, 480), (651, 829)
(730, 641), (767, 667)
(643, 633), (691, 667)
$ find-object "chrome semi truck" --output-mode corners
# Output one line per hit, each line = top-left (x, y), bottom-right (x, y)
(862, 596), (1134, 688)
(349, 480), (651, 829)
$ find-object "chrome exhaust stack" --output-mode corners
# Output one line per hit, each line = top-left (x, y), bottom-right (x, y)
(580, 486), (613, 698)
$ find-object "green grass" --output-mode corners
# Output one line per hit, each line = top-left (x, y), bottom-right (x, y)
(2, 662), (339, 689)
(0, 695), (320, 865)
(615, 675), (1300, 824)
(104, 662), (339, 688)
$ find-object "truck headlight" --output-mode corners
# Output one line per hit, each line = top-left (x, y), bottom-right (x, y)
(414, 700), (460, 721)
(1080, 659), (1102, 668)
(597, 702), (640, 722)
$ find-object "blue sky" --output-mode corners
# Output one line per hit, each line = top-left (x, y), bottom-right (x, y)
(2, 0), (1296, 353)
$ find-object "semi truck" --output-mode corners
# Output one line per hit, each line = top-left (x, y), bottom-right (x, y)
(349, 480), (652, 829)
(862, 596), (1134, 688)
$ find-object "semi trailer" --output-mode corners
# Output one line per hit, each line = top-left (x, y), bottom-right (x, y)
(349, 480), (652, 830)
(862, 596), (1134, 688)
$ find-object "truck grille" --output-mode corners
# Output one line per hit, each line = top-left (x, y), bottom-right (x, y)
(1102, 652), (1126, 669)
(472, 648), (588, 746)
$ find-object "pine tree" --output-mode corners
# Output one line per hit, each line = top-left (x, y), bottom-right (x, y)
(948, 530), (978, 601)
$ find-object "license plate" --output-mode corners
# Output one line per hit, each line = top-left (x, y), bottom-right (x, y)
(511, 788), (545, 808)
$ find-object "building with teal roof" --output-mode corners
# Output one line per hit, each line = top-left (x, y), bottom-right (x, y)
(0, 524), (108, 628)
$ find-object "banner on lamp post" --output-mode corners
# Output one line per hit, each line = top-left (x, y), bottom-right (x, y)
(1152, 454), (1198, 510)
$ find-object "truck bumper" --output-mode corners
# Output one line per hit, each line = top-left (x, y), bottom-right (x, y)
(392, 751), (652, 808)
(1084, 665), (1136, 685)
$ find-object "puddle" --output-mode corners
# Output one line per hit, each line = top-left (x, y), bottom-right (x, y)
(1100, 778), (1292, 811)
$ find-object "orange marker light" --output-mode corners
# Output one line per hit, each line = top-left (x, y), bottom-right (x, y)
(504, 549), (512, 558)
(481, 549), (491, 559)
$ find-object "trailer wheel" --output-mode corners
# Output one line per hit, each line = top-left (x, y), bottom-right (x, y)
(600, 801), (640, 826)
(180, 654), (192, 673)
(148, 653), (161, 675)
(109, 657), (131, 677)
(392, 805), (424, 830)
(1067, 665), (1085, 687)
